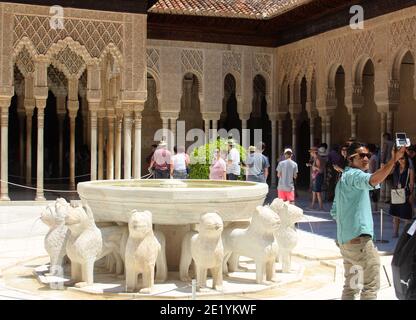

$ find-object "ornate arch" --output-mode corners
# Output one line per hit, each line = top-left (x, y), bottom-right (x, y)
(223, 71), (241, 100)
(46, 38), (93, 79)
(99, 43), (124, 70)
(353, 54), (374, 86)
(327, 63), (344, 89)
(391, 47), (415, 80)
(147, 68), (161, 98)
(181, 71), (203, 96)
(13, 38), (37, 77)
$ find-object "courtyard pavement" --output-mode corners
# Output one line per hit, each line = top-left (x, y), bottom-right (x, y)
(0, 187), (408, 300)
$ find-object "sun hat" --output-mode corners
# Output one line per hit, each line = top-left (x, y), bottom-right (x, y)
(248, 146), (256, 152)
(318, 146), (327, 156)
(158, 140), (167, 147)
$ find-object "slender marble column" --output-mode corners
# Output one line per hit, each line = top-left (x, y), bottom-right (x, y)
(25, 108), (33, 185)
(115, 115), (122, 180)
(271, 119), (277, 187)
(107, 116), (115, 180)
(309, 117), (315, 148)
(133, 112), (142, 179)
(351, 113), (357, 139)
(277, 119), (283, 158)
(90, 110), (98, 181)
(97, 115), (104, 180)
(124, 111), (133, 179)
(35, 100), (46, 201)
(69, 115), (76, 190)
(325, 116), (331, 148)
(0, 103), (10, 200)
(292, 117), (297, 157)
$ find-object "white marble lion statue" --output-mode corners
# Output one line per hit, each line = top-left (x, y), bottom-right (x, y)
(65, 204), (103, 288)
(40, 198), (70, 275)
(124, 210), (162, 293)
(179, 212), (224, 291)
(270, 198), (304, 273)
(222, 205), (280, 284)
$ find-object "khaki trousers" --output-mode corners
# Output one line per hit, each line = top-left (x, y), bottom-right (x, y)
(339, 237), (380, 300)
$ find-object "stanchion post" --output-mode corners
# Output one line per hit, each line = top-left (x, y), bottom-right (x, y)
(376, 208), (389, 243)
(192, 279), (196, 300)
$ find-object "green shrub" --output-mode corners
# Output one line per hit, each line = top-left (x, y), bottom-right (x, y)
(188, 138), (246, 180)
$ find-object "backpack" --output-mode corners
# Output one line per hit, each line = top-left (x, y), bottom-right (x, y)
(391, 219), (416, 300)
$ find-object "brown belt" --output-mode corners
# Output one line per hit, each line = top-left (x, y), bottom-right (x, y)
(347, 234), (371, 244)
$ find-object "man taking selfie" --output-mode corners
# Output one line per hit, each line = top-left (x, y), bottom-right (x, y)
(330, 141), (407, 300)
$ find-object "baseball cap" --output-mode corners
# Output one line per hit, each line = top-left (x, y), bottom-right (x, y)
(284, 148), (293, 154)
(249, 146), (256, 152)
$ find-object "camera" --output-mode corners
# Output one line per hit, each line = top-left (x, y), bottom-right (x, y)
(395, 132), (411, 148)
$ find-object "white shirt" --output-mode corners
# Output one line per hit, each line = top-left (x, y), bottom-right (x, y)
(226, 148), (241, 175)
(172, 153), (187, 171)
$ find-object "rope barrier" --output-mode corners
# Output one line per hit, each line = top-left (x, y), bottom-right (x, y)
(8, 173), (91, 181)
(1, 172), (155, 194)
(1, 179), (78, 193)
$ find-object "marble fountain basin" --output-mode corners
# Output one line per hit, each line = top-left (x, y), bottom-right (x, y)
(77, 179), (269, 225)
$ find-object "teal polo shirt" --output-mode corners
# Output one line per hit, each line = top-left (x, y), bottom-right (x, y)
(330, 166), (380, 244)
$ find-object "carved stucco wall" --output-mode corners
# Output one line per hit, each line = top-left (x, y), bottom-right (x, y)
(275, 5), (416, 117)
(148, 39), (274, 119)
(1, 2), (146, 105)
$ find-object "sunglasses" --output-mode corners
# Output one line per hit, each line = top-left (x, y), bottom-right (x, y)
(349, 152), (371, 160)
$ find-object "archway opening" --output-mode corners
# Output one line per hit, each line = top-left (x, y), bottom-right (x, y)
(142, 73), (162, 171)
(297, 77), (310, 188)
(357, 60), (380, 144)
(249, 75), (271, 183)
(220, 74), (240, 132)
(179, 73), (203, 149)
(332, 66), (349, 145)
(395, 51), (415, 141)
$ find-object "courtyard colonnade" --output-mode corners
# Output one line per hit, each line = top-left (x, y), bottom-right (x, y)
(0, 3), (415, 200)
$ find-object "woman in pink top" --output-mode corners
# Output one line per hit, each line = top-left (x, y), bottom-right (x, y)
(209, 149), (227, 180)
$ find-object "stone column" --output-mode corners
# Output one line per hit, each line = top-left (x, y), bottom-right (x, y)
(161, 117), (169, 140)
(321, 117), (326, 144)
(35, 100), (46, 201)
(106, 115), (115, 180)
(309, 116), (315, 148)
(0, 99), (11, 201)
(97, 112), (104, 180)
(115, 112), (122, 180)
(89, 109), (98, 181)
(67, 78), (79, 190)
(212, 118), (218, 141)
(133, 109), (142, 179)
(291, 116), (297, 157)
(325, 116), (332, 148)
(387, 111), (393, 134)
(169, 117), (177, 147)
(241, 115), (249, 149)
(25, 106), (34, 185)
(380, 112), (386, 150)
(277, 118), (283, 158)
(204, 119), (210, 143)
(123, 110), (133, 179)
(86, 63), (102, 181)
(270, 118), (277, 187)
(351, 112), (357, 140)
(68, 113), (76, 189)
